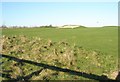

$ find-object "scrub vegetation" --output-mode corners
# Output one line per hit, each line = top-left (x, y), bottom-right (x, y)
(1, 26), (118, 80)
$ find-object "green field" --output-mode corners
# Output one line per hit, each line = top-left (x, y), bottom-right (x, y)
(1, 26), (118, 80)
(2, 27), (118, 56)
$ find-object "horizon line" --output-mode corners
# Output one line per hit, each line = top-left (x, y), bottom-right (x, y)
(0, 24), (118, 27)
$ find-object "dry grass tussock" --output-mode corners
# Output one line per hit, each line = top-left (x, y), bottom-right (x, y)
(1, 35), (117, 80)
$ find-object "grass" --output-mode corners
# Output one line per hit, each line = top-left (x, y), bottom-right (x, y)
(2, 27), (118, 56)
(1, 26), (118, 80)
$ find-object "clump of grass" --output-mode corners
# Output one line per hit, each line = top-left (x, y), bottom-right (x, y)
(1, 35), (116, 80)
(1, 35), (78, 80)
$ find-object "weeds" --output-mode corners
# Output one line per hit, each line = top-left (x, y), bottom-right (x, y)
(1, 35), (117, 80)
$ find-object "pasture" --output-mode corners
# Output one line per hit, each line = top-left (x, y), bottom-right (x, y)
(1, 26), (118, 80)
(2, 27), (118, 56)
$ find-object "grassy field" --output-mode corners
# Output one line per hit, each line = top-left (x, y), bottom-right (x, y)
(2, 27), (118, 56)
(1, 26), (118, 80)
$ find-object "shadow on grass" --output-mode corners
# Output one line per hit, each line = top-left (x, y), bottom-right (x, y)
(0, 54), (119, 81)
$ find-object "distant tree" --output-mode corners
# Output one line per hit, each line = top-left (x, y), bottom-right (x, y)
(49, 24), (52, 27)
(39, 25), (57, 28)
(76, 25), (86, 28)
(1, 25), (7, 28)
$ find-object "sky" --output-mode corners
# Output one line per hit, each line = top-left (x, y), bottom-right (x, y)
(1, 2), (118, 27)
(1, 0), (120, 2)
